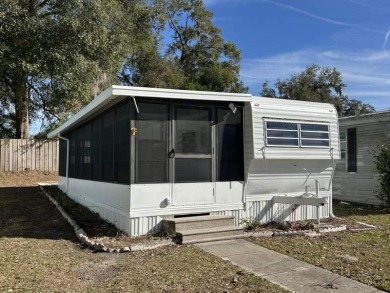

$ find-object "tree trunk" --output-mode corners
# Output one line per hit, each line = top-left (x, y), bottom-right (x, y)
(14, 74), (29, 139)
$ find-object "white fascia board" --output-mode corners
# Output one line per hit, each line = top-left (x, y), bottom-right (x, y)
(252, 96), (336, 111)
(48, 86), (252, 138)
(111, 85), (252, 102)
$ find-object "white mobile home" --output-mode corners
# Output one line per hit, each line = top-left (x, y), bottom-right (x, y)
(48, 86), (340, 236)
(333, 111), (390, 206)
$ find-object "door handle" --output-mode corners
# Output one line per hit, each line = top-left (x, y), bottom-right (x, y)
(168, 148), (175, 158)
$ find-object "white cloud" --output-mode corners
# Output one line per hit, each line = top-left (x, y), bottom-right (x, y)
(241, 48), (390, 110)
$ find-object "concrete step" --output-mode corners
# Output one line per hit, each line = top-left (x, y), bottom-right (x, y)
(163, 215), (235, 234)
(177, 226), (244, 244)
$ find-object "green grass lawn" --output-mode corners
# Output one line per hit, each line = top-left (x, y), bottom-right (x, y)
(251, 203), (390, 292)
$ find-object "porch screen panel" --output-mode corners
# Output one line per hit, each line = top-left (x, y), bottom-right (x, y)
(136, 102), (169, 183)
(91, 117), (101, 181)
(82, 122), (92, 180)
(101, 108), (114, 182)
(175, 106), (212, 183)
(75, 127), (83, 178)
(216, 108), (244, 181)
(59, 138), (67, 177)
(69, 131), (76, 178)
(114, 100), (130, 184)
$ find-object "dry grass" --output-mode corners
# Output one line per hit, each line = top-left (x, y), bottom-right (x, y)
(0, 176), (287, 292)
(0, 170), (57, 187)
(251, 203), (390, 292)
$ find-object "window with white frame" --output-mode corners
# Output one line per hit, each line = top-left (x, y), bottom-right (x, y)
(265, 120), (330, 148)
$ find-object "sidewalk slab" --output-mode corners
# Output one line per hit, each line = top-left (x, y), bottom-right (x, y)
(197, 239), (384, 293)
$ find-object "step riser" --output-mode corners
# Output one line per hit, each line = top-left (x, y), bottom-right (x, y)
(175, 218), (234, 231)
(181, 229), (243, 243)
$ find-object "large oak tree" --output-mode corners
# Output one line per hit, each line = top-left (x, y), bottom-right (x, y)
(122, 0), (247, 93)
(0, 0), (151, 138)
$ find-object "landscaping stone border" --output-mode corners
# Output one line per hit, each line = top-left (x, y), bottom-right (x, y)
(38, 183), (174, 253)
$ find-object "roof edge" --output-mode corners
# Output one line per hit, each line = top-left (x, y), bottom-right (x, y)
(48, 86), (252, 138)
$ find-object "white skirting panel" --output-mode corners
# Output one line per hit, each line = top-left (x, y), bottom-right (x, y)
(245, 200), (330, 223)
(71, 194), (131, 234)
(129, 215), (163, 236)
(129, 200), (330, 235)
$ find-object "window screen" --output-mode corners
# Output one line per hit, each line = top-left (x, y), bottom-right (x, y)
(216, 108), (244, 181)
(175, 107), (211, 154)
(91, 117), (101, 181)
(174, 106), (212, 183)
(69, 132), (76, 178)
(135, 102), (169, 183)
(300, 124), (329, 147)
(101, 109), (114, 182)
(266, 121), (299, 146)
(75, 128), (83, 178)
(82, 122), (92, 180)
(266, 120), (330, 148)
(347, 128), (357, 172)
(59, 138), (67, 177)
(114, 100), (130, 184)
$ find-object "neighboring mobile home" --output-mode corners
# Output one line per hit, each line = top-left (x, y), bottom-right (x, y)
(333, 110), (390, 206)
(48, 86), (340, 235)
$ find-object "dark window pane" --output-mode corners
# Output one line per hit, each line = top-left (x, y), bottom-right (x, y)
(267, 138), (299, 146)
(75, 127), (83, 179)
(114, 100), (130, 184)
(267, 121), (298, 130)
(217, 108), (244, 181)
(82, 122), (91, 180)
(91, 117), (101, 181)
(301, 139), (329, 147)
(59, 138), (67, 177)
(301, 124), (328, 131)
(301, 132), (329, 139)
(347, 128), (357, 172)
(136, 102), (169, 183)
(176, 107), (211, 154)
(69, 132), (76, 178)
(175, 158), (212, 183)
(101, 109), (114, 182)
(267, 130), (298, 138)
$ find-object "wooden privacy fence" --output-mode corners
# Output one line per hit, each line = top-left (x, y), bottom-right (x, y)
(0, 139), (59, 172)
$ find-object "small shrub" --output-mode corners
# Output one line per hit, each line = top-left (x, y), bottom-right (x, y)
(240, 217), (260, 231)
(374, 142), (390, 206)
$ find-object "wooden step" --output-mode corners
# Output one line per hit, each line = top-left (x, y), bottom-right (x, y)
(177, 226), (244, 244)
(162, 215), (235, 235)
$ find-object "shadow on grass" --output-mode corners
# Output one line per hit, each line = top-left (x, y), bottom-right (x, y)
(43, 186), (123, 238)
(0, 186), (77, 241)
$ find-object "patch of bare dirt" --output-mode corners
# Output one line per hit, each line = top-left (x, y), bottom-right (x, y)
(0, 170), (57, 187)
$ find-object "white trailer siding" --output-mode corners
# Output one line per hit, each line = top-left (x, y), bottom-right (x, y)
(333, 112), (390, 205)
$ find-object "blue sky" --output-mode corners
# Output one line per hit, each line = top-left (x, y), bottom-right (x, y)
(204, 0), (390, 110)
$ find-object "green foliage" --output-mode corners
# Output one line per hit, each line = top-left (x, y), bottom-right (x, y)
(122, 0), (247, 93)
(0, 0), (152, 137)
(374, 142), (390, 206)
(340, 97), (376, 117)
(261, 64), (375, 116)
(240, 217), (261, 231)
(276, 64), (345, 114)
(261, 81), (277, 98)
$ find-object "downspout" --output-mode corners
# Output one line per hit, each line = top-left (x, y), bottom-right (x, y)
(58, 134), (69, 193)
